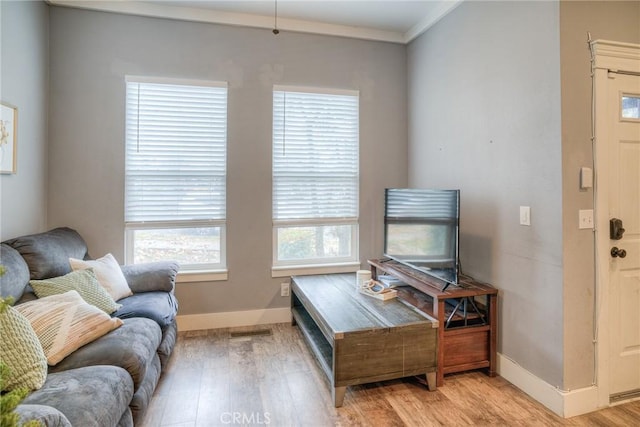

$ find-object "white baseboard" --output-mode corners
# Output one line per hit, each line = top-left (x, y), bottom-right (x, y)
(497, 353), (603, 418)
(177, 307), (292, 331)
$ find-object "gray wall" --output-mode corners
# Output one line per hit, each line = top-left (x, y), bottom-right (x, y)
(47, 7), (408, 315)
(0, 0), (49, 240)
(407, 1), (564, 386)
(559, 0), (640, 391)
(6, 0), (638, 393)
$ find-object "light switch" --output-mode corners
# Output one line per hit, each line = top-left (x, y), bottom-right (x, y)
(520, 206), (531, 226)
(580, 167), (593, 189)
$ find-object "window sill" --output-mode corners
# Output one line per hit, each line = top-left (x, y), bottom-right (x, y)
(271, 262), (361, 278)
(177, 269), (228, 283)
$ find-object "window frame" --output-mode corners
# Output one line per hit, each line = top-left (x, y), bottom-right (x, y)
(271, 85), (360, 276)
(123, 76), (228, 278)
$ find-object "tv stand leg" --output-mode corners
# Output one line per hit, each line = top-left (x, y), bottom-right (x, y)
(426, 372), (437, 391)
(333, 386), (347, 407)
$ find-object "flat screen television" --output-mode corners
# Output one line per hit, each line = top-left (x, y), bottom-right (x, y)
(384, 188), (460, 289)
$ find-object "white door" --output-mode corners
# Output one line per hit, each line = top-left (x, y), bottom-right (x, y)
(608, 72), (640, 397)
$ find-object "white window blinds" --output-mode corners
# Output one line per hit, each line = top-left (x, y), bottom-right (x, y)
(125, 79), (227, 223)
(272, 88), (359, 221)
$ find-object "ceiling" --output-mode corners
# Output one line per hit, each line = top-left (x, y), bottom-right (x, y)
(48, 0), (464, 44)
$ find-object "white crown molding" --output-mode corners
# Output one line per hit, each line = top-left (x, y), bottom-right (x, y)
(47, 0), (407, 44)
(403, 0), (463, 43)
(591, 39), (640, 73)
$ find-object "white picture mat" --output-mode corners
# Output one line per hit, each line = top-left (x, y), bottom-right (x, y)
(0, 103), (17, 174)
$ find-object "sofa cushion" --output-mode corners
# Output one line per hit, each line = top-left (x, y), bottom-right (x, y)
(15, 404), (71, 427)
(114, 291), (178, 328)
(120, 261), (179, 294)
(0, 299), (48, 391)
(5, 227), (89, 280)
(130, 353), (161, 424)
(15, 291), (123, 365)
(30, 269), (121, 314)
(69, 253), (133, 301)
(0, 244), (30, 301)
(158, 319), (178, 371)
(49, 317), (162, 390)
(22, 366), (134, 427)
(116, 409), (133, 427)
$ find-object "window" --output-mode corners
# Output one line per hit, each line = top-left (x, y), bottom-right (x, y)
(125, 77), (227, 274)
(272, 86), (359, 272)
(622, 94), (640, 120)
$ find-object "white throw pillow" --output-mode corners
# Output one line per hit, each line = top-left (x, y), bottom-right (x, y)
(69, 253), (132, 301)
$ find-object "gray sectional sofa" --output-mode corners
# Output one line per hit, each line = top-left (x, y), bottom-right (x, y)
(0, 227), (179, 426)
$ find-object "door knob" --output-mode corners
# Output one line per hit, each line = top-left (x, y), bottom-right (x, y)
(611, 247), (627, 258)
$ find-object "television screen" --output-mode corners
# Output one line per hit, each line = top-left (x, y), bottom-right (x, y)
(384, 188), (460, 286)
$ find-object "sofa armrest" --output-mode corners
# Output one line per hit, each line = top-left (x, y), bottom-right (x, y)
(120, 261), (179, 294)
(15, 404), (72, 427)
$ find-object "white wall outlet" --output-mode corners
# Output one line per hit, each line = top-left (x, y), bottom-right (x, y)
(579, 209), (594, 229)
(520, 206), (531, 226)
(280, 282), (290, 297)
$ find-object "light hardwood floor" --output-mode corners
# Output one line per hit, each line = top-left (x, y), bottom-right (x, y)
(140, 323), (640, 426)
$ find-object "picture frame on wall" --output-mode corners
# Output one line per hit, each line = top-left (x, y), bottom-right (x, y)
(0, 102), (17, 174)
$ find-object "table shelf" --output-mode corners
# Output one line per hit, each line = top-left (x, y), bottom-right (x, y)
(291, 303), (333, 380)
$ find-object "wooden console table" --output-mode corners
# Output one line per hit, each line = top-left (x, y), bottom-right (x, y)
(291, 273), (438, 407)
(368, 259), (498, 387)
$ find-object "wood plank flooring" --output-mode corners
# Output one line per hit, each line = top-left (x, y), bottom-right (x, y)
(140, 323), (640, 426)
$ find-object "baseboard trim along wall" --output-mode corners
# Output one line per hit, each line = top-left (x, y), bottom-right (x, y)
(497, 353), (602, 418)
(177, 307), (292, 331)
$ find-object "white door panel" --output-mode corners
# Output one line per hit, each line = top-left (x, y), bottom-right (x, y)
(609, 73), (640, 396)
